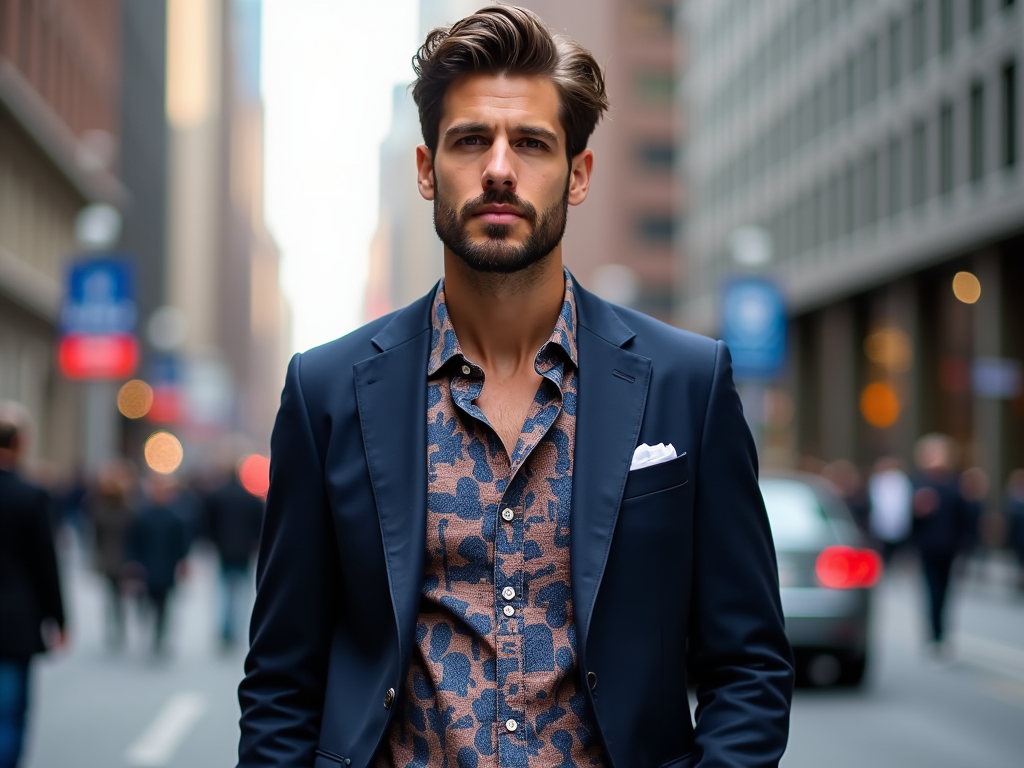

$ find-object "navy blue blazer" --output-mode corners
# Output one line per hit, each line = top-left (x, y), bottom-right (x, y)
(238, 277), (793, 768)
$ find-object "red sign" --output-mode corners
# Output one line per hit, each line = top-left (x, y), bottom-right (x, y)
(58, 334), (139, 380)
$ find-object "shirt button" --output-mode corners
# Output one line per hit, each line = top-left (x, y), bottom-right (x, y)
(503, 605), (515, 617)
(501, 586), (516, 600)
(461, 364), (471, 375)
(505, 718), (518, 732)
(501, 507), (515, 522)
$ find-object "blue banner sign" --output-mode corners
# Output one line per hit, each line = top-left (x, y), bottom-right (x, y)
(721, 277), (787, 380)
(60, 256), (136, 336)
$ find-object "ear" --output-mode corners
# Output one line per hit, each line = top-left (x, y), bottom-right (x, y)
(567, 149), (594, 206)
(416, 145), (435, 201)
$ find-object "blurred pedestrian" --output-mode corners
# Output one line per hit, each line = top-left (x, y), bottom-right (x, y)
(823, 458), (871, 534)
(957, 466), (989, 578)
(202, 465), (263, 648)
(0, 404), (66, 768)
(126, 473), (190, 657)
(1006, 469), (1024, 593)
(911, 433), (969, 654)
(868, 456), (913, 564)
(83, 460), (137, 650)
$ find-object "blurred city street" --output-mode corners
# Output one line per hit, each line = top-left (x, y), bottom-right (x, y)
(17, 538), (1024, 768)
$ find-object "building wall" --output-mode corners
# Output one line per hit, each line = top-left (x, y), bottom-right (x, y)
(685, 0), (1024, 503)
(0, 0), (123, 471)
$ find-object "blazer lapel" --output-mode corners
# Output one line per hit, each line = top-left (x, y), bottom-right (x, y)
(570, 280), (652, 656)
(353, 289), (435, 661)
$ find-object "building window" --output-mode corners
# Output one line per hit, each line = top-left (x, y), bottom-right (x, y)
(889, 134), (903, 215)
(939, 102), (954, 195)
(971, 82), (985, 182)
(844, 164), (856, 235)
(637, 141), (675, 171)
(910, 0), (926, 72)
(1003, 61), (1018, 168)
(939, 0), (954, 55)
(635, 215), (674, 243)
(635, 71), (674, 105)
(911, 120), (927, 207)
(889, 15), (904, 89)
(863, 36), (879, 107)
(865, 150), (880, 225)
(970, 0), (985, 32)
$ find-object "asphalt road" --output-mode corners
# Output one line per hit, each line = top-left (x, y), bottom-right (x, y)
(21, 540), (1024, 768)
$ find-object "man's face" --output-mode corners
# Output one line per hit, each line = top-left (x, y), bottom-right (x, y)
(416, 74), (592, 274)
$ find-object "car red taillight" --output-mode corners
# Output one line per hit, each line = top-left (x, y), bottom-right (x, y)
(815, 546), (882, 589)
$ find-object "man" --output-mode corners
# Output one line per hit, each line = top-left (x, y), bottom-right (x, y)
(202, 464), (264, 648)
(0, 405), (65, 768)
(238, 7), (792, 768)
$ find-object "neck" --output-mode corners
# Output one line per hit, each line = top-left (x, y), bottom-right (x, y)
(441, 246), (566, 371)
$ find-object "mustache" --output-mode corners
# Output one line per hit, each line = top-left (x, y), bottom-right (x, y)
(459, 189), (538, 223)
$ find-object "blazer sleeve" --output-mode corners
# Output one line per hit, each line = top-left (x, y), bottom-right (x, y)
(689, 342), (794, 766)
(237, 353), (341, 767)
(28, 486), (66, 633)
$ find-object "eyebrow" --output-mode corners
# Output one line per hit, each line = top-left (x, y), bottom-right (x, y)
(443, 122), (560, 146)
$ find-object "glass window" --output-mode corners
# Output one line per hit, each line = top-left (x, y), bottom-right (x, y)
(910, 0), (926, 72)
(971, 82), (985, 181)
(637, 141), (675, 170)
(864, 36), (879, 107)
(634, 71), (674, 105)
(635, 215), (674, 243)
(911, 120), (927, 206)
(939, 0), (954, 55)
(1003, 61), (1018, 168)
(939, 102), (954, 194)
(865, 150), (879, 225)
(889, 134), (904, 215)
(889, 16), (904, 88)
(970, 0), (985, 32)
(844, 164), (856, 235)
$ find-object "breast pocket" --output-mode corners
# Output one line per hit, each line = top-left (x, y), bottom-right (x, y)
(621, 452), (689, 501)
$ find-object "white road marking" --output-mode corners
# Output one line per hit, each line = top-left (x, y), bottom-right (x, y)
(124, 692), (208, 767)
(954, 633), (1024, 681)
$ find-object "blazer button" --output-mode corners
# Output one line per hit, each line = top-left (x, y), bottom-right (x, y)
(587, 671), (597, 690)
(383, 687), (395, 709)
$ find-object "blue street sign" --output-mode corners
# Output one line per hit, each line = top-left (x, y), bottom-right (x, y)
(60, 256), (136, 336)
(721, 277), (787, 380)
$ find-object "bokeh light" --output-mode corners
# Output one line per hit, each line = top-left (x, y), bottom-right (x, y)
(860, 382), (901, 428)
(238, 453), (270, 498)
(952, 271), (981, 304)
(117, 379), (154, 419)
(144, 431), (184, 474)
(864, 328), (913, 373)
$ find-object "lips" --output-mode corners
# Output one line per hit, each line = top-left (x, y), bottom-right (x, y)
(472, 205), (523, 224)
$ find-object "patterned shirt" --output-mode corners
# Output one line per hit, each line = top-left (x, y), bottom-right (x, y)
(375, 270), (605, 768)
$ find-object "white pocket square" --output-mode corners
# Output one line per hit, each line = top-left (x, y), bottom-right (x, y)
(630, 442), (677, 471)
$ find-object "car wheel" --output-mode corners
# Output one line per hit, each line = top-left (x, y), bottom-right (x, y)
(837, 654), (867, 687)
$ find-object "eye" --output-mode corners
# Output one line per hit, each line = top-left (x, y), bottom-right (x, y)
(519, 138), (546, 150)
(456, 136), (486, 147)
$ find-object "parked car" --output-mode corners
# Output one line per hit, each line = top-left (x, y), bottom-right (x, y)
(761, 471), (882, 687)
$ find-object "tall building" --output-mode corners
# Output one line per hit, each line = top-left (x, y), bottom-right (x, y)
(367, 0), (680, 323)
(0, 0), (125, 469)
(164, 0), (288, 458)
(684, 1), (1023, 498)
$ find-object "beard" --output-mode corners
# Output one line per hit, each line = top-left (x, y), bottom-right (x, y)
(433, 175), (570, 274)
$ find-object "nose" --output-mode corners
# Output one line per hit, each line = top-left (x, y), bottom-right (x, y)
(482, 139), (517, 191)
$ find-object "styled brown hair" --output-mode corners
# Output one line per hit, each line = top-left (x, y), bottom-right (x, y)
(411, 5), (608, 162)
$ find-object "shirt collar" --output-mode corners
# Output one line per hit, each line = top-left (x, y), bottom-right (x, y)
(428, 267), (579, 376)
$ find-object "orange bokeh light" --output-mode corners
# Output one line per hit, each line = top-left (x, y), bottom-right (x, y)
(117, 379), (154, 419)
(238, 453), (270, 499)
(144, 431), (184, 474)
(860, 383), (901, 428)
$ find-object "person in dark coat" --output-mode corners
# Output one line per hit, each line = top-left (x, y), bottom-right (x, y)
(0, 409), (65, 768)
(127, 474), (189, 656)
(1006, 469), (1024, 592)
(202, 469), (263, 647)
(911, 433), (969, 652)
(83, 460), (137, 649)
